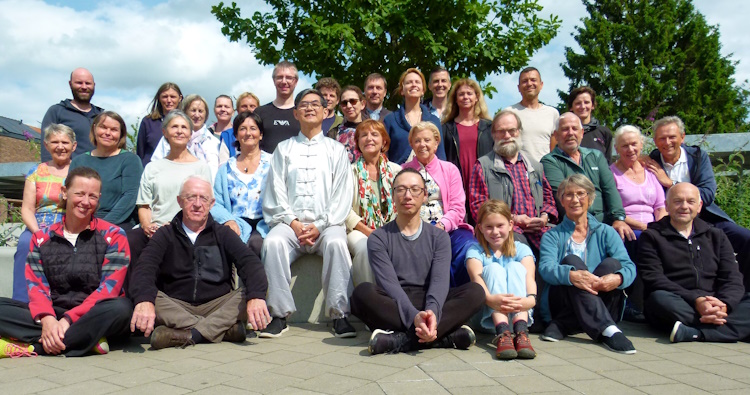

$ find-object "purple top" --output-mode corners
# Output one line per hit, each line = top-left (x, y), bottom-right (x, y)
(610, 164), (665, 224)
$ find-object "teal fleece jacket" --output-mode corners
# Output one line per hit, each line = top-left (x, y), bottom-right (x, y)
(541, 146), (626, 225)
(538, 213), (635, 289)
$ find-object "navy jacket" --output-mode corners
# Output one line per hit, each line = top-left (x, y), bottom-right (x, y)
(649, 145), (733, 223)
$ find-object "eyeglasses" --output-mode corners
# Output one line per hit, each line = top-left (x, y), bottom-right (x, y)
(182, 194), (212, 204)
(340, 98), (360, 107)
(297, 101), (322, 110)
(494, 128), (519, 136)
(394, 186), (426, 196)
(562, 191), (589, 201)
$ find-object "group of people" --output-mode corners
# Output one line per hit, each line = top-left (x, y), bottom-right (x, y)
(2, 62), (749, 362)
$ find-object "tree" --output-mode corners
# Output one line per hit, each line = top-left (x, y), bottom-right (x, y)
(560, 0), (750, 134)
(212, 0), (560, 107)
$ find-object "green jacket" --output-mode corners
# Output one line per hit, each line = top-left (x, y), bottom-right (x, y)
(540, 146), (625, 225)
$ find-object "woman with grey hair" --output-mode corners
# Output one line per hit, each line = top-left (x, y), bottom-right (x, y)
(610, 125), (667, 322)
(12, 124), (77, 303)
(127, 110), (212, 274)
(150, 94), (227, 181)
(538, 174), (637, 354)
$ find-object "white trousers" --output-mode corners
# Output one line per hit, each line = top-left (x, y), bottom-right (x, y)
(262, 224), (353, 319)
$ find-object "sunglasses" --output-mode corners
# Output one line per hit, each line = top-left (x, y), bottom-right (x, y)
(340, 98), (360, 107)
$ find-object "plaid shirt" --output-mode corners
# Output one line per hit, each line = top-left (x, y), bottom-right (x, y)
(469, 153), (557, 249)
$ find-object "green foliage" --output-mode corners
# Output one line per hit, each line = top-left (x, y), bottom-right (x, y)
(0, 196), (23, 247)
(714, 152), (750, 228)
(213, 0), (560, 107)
(560, 0), (750, 134)
(126, 118), (140, 154)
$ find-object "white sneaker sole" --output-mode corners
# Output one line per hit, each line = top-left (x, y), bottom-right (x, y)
(602, 343), (637, 355)
(258, 326), (288, 338)
(669, 321), (682, 343)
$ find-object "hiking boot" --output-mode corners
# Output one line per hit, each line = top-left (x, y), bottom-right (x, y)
(224, 322), (247, 343)
(601, 332), (636, 354)
(0, 337), (36, 359)
(493, 331), (517, 360)
(150, 326), (195, 350)
(541, 322), (565, 342)
(670, 321), (701, 343)
(368, 329), (411, 355)
(514, 331), (536, 359)
(333, 317), (357, 338)
(258, 317), (288, 338)
(91, 337), (109, 355)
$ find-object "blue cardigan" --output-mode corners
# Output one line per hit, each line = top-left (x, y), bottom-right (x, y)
(210, 160), (270, 243)
(383, 103), (446, 164)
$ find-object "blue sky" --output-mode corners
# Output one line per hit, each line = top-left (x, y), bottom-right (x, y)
(0, 0), (746, 131)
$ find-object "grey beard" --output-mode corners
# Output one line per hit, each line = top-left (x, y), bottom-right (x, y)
(494, 139), (522, 158)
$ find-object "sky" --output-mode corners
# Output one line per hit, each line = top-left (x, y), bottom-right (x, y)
(0, 0), (747, 133)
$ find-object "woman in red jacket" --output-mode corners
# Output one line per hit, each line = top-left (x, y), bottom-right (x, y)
(0, 166), (132, 358)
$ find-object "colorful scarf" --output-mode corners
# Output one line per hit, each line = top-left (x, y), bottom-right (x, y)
(355, 154), (395, 229)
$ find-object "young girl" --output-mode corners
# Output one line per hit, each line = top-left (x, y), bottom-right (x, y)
(466, 200), (537, 360)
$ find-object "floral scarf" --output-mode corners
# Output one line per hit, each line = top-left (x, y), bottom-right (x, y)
(355, 154), (395, 229)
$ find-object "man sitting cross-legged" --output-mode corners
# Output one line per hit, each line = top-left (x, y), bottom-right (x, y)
(129, 175), (270, 349)
(638, 182), (750, 343)
(351, 168), (485, 354)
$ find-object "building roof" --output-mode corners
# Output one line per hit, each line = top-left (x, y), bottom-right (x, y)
(0, 115), (41, 141)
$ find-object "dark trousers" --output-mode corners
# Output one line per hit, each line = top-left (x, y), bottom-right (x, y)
(624, 230), (644, 311)
(645, 290), (750, 342)
(350, 282), (485, 349)
(125, 228), (151, 297)
(0, 297), (133, 357)
(548, 255), (625, 340)
(713, 220), (750, 291)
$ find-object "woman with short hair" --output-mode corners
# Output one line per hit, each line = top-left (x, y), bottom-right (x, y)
(12, 124), (76, 303)
(402, 121), (475, 287)
(568, 86), (613, 163)
(538, 174), (636, 354)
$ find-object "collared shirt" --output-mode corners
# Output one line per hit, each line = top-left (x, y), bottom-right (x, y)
(262, 131), (354, 232)
(366, 107), (383, 120)
(504, 155), (536, 221)
(661, 146), (690, 183)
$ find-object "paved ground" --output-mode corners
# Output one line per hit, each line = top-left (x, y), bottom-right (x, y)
(2, 321), (750, 394)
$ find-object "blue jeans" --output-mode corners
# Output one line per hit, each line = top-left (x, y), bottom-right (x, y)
(449, 228), (476, 287)
(478, 260), (528, 331)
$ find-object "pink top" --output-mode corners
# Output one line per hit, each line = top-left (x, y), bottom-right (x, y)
(456, 123), (478, 194)
(403, 156), (473, 233)
(610, 164), (665, 224)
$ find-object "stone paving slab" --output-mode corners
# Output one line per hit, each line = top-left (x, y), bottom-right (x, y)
(2, 322), (750, 394)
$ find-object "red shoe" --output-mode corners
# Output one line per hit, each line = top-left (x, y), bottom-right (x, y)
(494, 331), (517, 360)
(514, 331), (536, 359)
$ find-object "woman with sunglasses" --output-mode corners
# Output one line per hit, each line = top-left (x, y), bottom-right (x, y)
(329, 85), (367, 163)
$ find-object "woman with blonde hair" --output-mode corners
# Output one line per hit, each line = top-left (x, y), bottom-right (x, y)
(383, 68), (446, 164)
(403, 121), (475, 286)
(441, 78), (494, 208)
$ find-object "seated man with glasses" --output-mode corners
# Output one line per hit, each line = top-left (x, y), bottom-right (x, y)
(541, 113), (633, 242)
(129, 175), (270, 349)
(351, 168), (485, 354)
(469, 109), (558, 256)
(261, 88), (356, 338)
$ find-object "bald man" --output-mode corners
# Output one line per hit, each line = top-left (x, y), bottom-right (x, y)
(540, 112), (632, 239)
(637, 183), (750, 343)
(41, 68), (103, 161)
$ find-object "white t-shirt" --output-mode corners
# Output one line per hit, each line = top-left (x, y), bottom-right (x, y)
(136, 159), (212, 226)
(662, 146), (690, 184)
(505, 103), (560, 164)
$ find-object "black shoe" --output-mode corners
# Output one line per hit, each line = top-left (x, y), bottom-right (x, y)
(368, 329), (411, 355)
(601, 332), (636, 354)
(670, 321), (701, 343)
(528, 320), (546, 334)
(333, 317), (357, 338)
(540, 322), (565, 342)
(223, 322), (247, 343)
(258, 317), (288, 338)
(437, 325), (476, 350)
(623, 305), (647, 323)
(150, 326), (195, 350)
